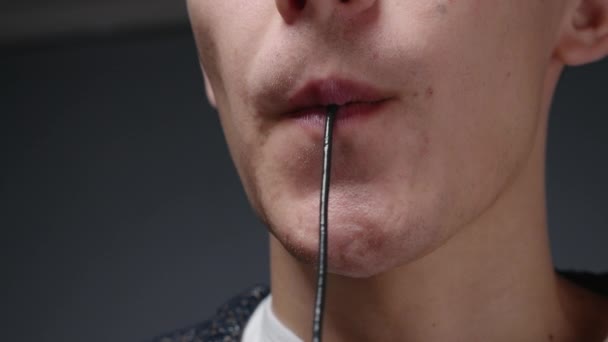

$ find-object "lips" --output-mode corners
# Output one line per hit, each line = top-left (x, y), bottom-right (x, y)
(284, 78), (392, 126)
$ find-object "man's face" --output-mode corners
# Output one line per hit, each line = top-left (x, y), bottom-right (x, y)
(188, 1), (566, 277)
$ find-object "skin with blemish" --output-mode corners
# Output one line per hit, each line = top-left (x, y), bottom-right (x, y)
(436, 3), (448, 14)
(188, 0), (608, 341)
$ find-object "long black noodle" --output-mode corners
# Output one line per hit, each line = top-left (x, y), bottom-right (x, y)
(312, 104), (338, 342)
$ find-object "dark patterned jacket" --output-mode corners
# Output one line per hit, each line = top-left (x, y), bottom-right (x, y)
(148, 272), (608, 342)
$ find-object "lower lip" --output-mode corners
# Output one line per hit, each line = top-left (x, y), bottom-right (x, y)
(289, 100), (390, 129)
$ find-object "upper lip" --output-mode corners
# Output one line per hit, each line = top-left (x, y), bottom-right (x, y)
(283, 78), (390, 116)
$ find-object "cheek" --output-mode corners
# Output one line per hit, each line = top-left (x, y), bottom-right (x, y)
(188, 1), (274, 99)
(187, 1), (221, 80)
(405, 0), (549, 235)
(431, 65), (543, 242)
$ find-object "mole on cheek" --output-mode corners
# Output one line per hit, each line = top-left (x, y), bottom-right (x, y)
(436, 0), (457, 15)
(437, 0), (461, 15)
(426, 86), (434, 98)
(436, 3), (448, 14)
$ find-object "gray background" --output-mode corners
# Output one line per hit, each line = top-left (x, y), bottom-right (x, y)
(1, 2), (607, 341)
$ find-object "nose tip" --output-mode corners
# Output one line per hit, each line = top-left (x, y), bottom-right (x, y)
(275, 0), (376, 24)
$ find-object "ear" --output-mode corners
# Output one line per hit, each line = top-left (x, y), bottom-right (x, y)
(555, 0), (608, 66)
(203, 69), (217, 108)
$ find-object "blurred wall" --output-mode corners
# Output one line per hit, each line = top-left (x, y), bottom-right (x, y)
(1, 28), (607, 342)
(0, 0), (188, 45)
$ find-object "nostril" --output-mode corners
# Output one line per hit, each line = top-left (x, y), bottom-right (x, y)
(293, 0), (306, 10)
(278, 0), (375, 24)
(276, 0), (306, 23)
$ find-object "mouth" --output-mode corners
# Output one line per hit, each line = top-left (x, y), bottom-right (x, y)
(283, 78), (393, 127)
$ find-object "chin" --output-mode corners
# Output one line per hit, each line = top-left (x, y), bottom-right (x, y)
(268, 192), (446, 279)
(330, 222), (442, 278)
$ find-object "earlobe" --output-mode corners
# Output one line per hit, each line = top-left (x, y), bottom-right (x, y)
(555, 0), (608, 66)
(203, 69), (217, 108)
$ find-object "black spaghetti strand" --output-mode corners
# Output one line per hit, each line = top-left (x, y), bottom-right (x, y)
(312, 104), (338, 342)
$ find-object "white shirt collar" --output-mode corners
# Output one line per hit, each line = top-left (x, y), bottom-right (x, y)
(242, 295), (303, 342)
